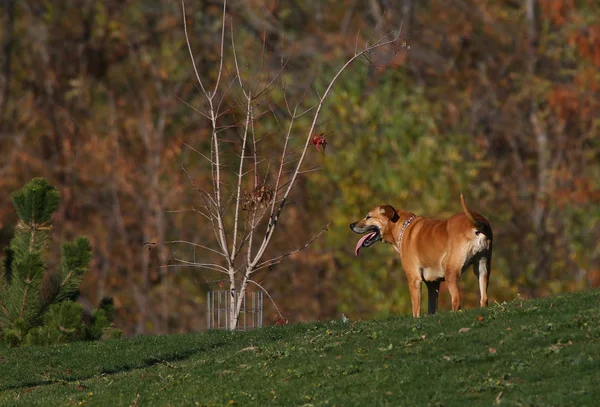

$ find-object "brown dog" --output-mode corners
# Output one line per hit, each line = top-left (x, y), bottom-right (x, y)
(350, 194), (492, 317)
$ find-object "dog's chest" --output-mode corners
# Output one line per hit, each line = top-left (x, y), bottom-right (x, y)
(419, 266), (445, 282)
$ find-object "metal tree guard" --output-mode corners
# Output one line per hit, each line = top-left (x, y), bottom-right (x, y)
(206, 290), (263, 330)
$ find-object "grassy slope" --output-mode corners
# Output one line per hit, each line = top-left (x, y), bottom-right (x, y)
(0, 290), (599, 407)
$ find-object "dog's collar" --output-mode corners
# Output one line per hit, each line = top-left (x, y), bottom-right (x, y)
(396, 215), (416, 250)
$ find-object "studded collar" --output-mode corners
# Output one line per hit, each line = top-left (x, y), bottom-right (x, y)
(396, 215), (416, 251)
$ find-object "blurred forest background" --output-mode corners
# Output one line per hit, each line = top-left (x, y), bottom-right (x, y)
(1, 0), (599, 335)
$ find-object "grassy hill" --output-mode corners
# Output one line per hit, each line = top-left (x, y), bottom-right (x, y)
(1, 289), (599, 406)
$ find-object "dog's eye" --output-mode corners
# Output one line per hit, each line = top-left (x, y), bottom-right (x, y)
(365, 215), (371, 219)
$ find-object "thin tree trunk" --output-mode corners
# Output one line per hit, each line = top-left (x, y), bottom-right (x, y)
(526, 0), (551, 286)
(228, 276), (237, 330)
(108, 95), (145, 335)
(0, 0), (15, 125)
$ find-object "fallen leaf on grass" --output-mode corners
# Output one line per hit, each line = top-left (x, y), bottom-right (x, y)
(23, 386), (40, 394)
(488, 347), (497, 354)
(442, 355), (466, 363)
(477, 315), (484, 322)
(239, 346), (257, 352)
(404, 334), (428, 346)
(548, 340), (573, 353)
(459, 327), (471, 333)
(377, 343), (394, 351)
(218, 370), (235, 377)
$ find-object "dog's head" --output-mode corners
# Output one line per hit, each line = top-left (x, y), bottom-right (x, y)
(349, 205), (399, 256)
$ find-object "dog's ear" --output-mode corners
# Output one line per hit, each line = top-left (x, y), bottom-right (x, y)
(380, 205), (400, 223)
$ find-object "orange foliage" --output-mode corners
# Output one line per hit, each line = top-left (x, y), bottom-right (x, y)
(1, 0), (599, 334)
(547, 87), (579, 123)
(539, 0), (575, 26)
(573, 25), (600, 67)
(547, 69), (599, 126)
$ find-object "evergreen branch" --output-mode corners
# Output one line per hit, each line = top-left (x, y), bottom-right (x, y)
(15, 220), (52, 232)
(0, 269), (8, 319)
(19, 278), (31, 320)
(60, 270), (76, 289)
(29, 228), (36, 254)
(55, 238), (91, 303)
(0, 300), (9, 319)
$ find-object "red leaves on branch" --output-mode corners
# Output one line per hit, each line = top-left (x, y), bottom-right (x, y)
(274, 312), (290, 326)
(310, 133), (328, 153)
(241, 184), (274, 211)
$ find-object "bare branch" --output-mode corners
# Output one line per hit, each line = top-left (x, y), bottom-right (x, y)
(229, 19), (254, 261)
(231, 21), (248, 99)
(169, 258), (229, 274)
(250, 28), (403, 267)
(181, 0), (208, 97)
(216, 75), (241, 121)
(255, 223), (330, 272)
(164, 240), (227, 258)
(247, 279), (286, 321)
(231, 97), (252, 259)
(213, 0), (228, 97)
(166, 207), (212, 221)
(179, 161), (216, 207)
(182, 1), (231, 260)
(174, 95), (210, 120)
(182, 142), (216, 166)
(245, 104), (260, 265)
(280, 55), (293, 116)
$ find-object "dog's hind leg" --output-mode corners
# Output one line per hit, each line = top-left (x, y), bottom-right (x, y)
(472, 241), (492, 307)
(478, 256), (491, 307)
(425, 281), (441, 315)
(446, 271), (462, 312)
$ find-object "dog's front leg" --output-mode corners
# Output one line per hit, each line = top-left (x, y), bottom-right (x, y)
(408, 277), (422, 317)
(425, 281), (441, 315)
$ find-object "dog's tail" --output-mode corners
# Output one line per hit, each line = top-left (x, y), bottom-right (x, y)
(460, 192), (482, 229)
(461, 193), (494, 244)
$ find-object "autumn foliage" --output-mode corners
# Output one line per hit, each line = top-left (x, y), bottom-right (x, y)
(0, 0), (598, 334)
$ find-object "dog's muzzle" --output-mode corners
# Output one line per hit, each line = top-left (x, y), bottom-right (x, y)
(349, 223), (381, 256)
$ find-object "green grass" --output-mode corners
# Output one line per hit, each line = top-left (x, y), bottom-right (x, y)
(1, 290), (599, 407)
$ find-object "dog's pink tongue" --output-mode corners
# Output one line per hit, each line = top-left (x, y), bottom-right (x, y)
(355, 232), (376, 256)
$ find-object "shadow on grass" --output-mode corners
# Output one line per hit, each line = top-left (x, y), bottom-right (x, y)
(0, 336), (231, 391)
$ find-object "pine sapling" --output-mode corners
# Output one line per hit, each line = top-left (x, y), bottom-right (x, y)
(0, 178), (119, 346)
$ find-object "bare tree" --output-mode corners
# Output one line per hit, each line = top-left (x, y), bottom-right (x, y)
(175, 0), (404, 330)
